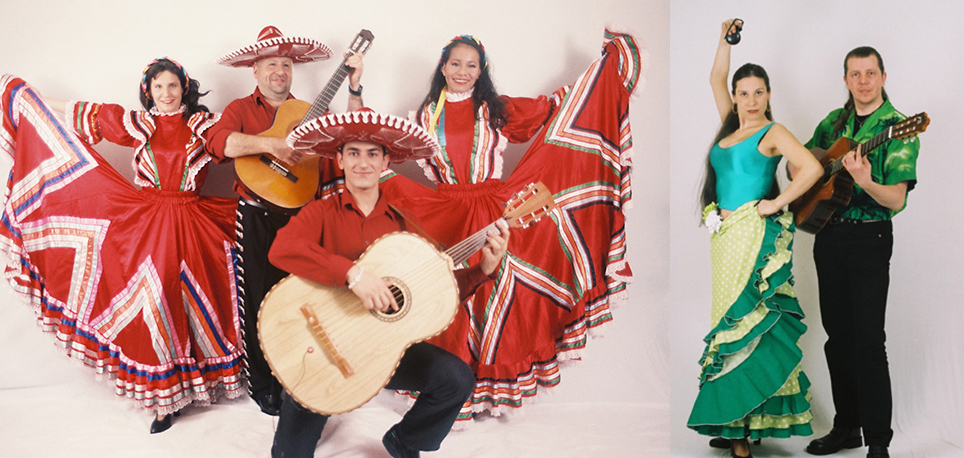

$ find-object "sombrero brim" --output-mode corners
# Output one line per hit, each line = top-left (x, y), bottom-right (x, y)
(287, 111), (440, 163)
(218, 37), (333, 67)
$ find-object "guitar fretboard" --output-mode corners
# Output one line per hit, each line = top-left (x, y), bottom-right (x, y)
(301, 60), (353, 124)
(299, 30), (373, 125)
(824, 126), (892, 177)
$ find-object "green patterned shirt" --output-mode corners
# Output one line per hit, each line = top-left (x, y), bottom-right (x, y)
(805, 99), (919, 221)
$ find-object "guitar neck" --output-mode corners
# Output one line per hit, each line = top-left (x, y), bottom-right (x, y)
(825, 125), (893, 177)
(300, 55), (353, 124)
(444, 220), (503, 266)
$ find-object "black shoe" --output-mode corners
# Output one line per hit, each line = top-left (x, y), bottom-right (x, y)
(150, 414), (173, 434)
(805, 427), (862, 455)
(867, 445), (890, 458)
(252, 391), (281, 416)
(382, 427), (420, 458)
(710, 437), (761, 449)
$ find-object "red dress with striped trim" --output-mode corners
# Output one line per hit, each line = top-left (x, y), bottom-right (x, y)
(380, 30), (641, 421)
(0, 76), (243, 415)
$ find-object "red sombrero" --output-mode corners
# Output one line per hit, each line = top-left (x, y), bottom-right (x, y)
(287, 109), (440, 163)
(217, 26), (332, 67)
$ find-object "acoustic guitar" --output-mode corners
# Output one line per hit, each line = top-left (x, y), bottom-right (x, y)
(258, 182), (556, 415)
(789, 112), (928, 234)
(234, 29), (374, 211)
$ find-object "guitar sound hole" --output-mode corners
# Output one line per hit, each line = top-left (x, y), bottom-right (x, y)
(371, 278), (410, 322)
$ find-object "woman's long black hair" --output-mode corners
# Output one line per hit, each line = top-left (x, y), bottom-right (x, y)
(832, 46), (888, 138)
(139, 57), (209, 117)
(416, 36), (506, 131)
(699, 63), (779, 211)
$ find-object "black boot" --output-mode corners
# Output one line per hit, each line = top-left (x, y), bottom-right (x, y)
(382, 426), (420, 458)
(867, 445), (890, 458)
(805, 427), (862, 455)
(252, 391), (281, 416)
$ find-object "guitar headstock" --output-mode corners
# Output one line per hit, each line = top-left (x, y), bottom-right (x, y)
(892, 112), (929, 140)
(503, 182), (557, 229)
(348, 29), (374, 55)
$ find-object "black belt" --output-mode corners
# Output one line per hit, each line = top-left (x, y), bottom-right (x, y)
(241, 198), (268, 210)
(828, 216), (887, 225)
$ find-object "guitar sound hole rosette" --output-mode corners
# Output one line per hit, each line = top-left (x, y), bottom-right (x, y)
(370, 277), (410, 322)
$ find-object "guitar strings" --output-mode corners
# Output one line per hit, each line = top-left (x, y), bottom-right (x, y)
(302, 60), (353, 123)
(825, 126), (891, 177)
(366, 222), (498, 316)
(444, 221), (500, 265)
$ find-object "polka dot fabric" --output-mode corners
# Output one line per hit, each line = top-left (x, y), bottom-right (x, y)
(687, 202), (813, 440)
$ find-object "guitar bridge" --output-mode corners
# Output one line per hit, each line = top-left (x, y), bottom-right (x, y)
(259, 155), (299, 183)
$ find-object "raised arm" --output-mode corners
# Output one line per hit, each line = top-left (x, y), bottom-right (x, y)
(345, 52), (364, 112)
(757, 124), (823, 216)
(711, 19), (741, 123)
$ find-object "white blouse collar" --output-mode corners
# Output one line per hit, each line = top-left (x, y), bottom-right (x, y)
(445, 88), (474, 102)
(149, 104), (187, 116)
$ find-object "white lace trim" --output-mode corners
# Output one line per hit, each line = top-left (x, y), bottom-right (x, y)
(149, 104), (186, 117)
(445, 88), (474, 102)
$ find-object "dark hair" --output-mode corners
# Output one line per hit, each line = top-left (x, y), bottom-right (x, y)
(416, 37), (506, 131)
(337, 141), (386, 156)
(831, 46), (888, 137)
(139, 58), (209, 117)
(699, 63), (779, 211)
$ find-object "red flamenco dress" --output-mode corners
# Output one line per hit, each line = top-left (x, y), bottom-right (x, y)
(380, 30), (643, 421)
(0, 75), (243, 415)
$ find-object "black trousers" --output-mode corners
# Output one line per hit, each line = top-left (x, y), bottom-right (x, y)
(271, 342), (475, 458)
(237, 200), (291, 399)
(813, 219), (894, 447)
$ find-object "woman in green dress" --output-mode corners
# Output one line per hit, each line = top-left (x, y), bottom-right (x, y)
(686, 19), (823, 458)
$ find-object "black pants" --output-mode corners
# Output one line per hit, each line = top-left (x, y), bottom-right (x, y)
(271, 342), (475, 458)
(813, 219), (894, 447)
(237, 200), (291, 399)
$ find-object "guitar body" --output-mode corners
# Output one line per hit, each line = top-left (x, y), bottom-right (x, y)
(789, 137), (858, 234)
(258, 232), (459, 415)
(234, 99), (321, 211)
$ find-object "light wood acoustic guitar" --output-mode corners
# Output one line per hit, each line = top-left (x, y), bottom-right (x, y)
(258, 182), (557, 415)
(234, 29), (374, 211)
(789, 112), (928, 234)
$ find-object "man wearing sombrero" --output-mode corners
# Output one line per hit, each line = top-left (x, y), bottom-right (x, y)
(267, 109), (509, 458)
(203, 26), (364, 416)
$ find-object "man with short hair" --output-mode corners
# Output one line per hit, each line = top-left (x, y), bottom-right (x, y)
(203, 25), (363, 416)
(268, 110), (509, 458)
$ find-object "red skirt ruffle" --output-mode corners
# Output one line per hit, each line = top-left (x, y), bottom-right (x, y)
(381, 30), (640, 421)
(0, 75), (242, 415)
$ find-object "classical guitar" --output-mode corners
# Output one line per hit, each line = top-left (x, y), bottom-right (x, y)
(234, 29), (374, 211)
(258, 182), (556, 415)
(789, 112), (928, 234)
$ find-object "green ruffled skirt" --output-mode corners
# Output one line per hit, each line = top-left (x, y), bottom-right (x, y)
(687, 201), (813, 440)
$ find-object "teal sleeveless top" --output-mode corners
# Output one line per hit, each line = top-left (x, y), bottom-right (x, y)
(711, 123), (781, 211)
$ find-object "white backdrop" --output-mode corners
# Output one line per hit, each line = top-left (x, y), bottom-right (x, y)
(0, 1), (669, 457)
(670, 1), (964, 457)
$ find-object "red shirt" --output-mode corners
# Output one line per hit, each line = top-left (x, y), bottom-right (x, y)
(203, 87), (338, 201)
(269, 191), (491, 300)
(205, 87), (289, 161)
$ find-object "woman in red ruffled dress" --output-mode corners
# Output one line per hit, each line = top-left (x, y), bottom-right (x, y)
(0, 58), (242, 433)
(377, 31), (643, 422)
